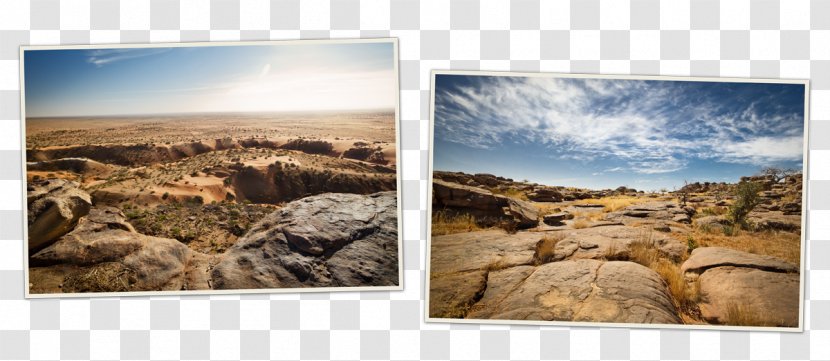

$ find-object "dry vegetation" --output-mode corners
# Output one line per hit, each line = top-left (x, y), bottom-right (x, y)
(580, 195), (651, 212)
(431, 210), (482, 236)
(533, 233), (564, 265)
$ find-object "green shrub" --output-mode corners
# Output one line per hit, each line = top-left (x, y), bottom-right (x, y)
(727, 181), (763, 230)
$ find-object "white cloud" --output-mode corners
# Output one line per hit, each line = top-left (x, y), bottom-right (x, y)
(434, 76), (805, 173)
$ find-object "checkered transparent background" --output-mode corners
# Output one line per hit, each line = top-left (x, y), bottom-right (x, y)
(1, 0), (830, 359)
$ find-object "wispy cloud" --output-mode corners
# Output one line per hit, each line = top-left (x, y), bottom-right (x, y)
(434, 76), (804, 174)
(86, 48), (170, 67)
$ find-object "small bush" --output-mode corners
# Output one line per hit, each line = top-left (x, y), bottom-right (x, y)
(533, 233), (565, 265)
(727, 181), (763, 230)
(161, 192), (169, 200)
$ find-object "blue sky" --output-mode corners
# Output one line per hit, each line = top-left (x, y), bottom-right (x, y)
(433, 74), (806, 191)
(24, 42), (395, 117)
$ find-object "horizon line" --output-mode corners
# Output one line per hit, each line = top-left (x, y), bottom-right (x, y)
(25, 107), (397, 119)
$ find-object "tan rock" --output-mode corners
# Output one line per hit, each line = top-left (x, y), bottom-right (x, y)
(27, 179), (92, 251)
(465, 260), (681, 325)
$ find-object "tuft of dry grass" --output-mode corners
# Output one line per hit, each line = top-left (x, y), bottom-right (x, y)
(572, 219), (590, 229)
(724, 302), (781, 327)
(484, 257), (512, 272)
(489, 187), (529, 201)
(62, 262), (137, 293)
(533, 233), (565, 265)
(580, 195), (650, 213)
(431, 210), (481, 236)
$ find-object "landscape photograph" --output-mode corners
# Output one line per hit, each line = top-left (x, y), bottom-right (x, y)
(23, 39), (401, 296)
(427, 72), (807, 329)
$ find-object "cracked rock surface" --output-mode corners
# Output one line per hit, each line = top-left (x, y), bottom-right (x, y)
(210, 191), (399, 289)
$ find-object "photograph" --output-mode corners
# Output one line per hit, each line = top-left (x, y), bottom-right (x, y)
(22, 39), (402, 297)
(426, 71), (808, 330)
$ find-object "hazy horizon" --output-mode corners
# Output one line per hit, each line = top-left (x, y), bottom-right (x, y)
(24, 42), (396, 117)
(25, 107), (396, 120)
(433, 75), (806, 192)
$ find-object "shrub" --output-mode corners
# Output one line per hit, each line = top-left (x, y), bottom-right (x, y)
(727, 181), (763, 229)
(161, 192), (169, 200)
(533, 233), (565, 265)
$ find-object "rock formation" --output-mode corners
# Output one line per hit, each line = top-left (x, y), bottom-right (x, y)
(27, 179), (92, 252)
(210, 191), (399, 289)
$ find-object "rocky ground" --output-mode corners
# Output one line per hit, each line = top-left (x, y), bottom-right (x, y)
(26, 115), (400, 294)
(429, 171), (802, 327)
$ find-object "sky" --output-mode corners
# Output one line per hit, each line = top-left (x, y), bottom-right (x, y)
(433, 74), (806, 191)
(24, 42), (396, 117)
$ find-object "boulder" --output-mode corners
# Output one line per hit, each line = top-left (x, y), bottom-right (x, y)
(504, 198), (539, 229)
(27, 179), (92, 251)
(527, 188), (563, 202)
(681, 247), (800, 327)
(653, 222), (671, 232)
(672, 214), (692, 224)
(432, 179), (503, 211)
(543, 212), (574, 225)
(30, 207), (194, 292)
(464, 260), (681, 325)
(210, 192), (399, 289)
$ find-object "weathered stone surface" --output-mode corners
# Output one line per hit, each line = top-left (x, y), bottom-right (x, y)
(527, 188), (563, 202)
(696, 266), (800, 327)
(429, 270), (488, 318)
(550, 225), (686, 262)
(30, 207), (193, 292)
(211, 192), (399, 289)
(27, 179), (92, 251)
(432, 179), (504, 211)
(504, 197), (539, 229)
(680, 247), (798, 275)
(543, 212), (574, 225)
(433, 179), (538, 229)
(429, 230), (541, 275)
(465, 260), (681, 324)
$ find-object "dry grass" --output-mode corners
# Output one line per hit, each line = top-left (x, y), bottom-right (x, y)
(572, 219), (590, 229)
(533, 233), (565, 265)
(489, 187), (529, 201)
(533, 202), (561, 216)
(724, 302), (780, 327)
(580, 195), (650, 213)
(62, 262), (137, 293)
(679, 228), (801, 265)
(570, 210), (604, 222)
(431, 210), (481, 236)
(484, 257), (512, 272)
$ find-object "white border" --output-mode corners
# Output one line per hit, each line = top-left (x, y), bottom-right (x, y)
(424, 69), (810, 332)
(19, 38), (404, 298)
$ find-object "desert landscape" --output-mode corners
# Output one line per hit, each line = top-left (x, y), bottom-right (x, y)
(26, 112), (400, 293)
(429, 74), (806, 328)
(23, 40), (400, 294)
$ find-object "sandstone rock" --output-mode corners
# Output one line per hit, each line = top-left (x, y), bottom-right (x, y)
(549, 225), (685, 262)
(30, 207), (193, 292)
(543, 212), (574, 225)
(432, 179), (503, 211)
(680, 247), (798, 276)
(27, 179), (92, 251)
(682, 247), (801, 327)
(695, 266), (799, 327)
(694, 215), (729, 230)
(504, 198), (539, 229)
(527, 187), (563, 202)
(210, 192), (399, 289)
(465, 260), (681, 324)
(653, 222), (671, 232)
(781, 203), (801, 215)
(672, 214), (692, 224)
(429, 230), (541, 275)
(429, 270), (488, 318)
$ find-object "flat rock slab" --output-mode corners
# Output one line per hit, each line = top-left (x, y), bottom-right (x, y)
(429, 230), (541, 275)
(697, 266), (800, 327)
(552, 225), (686, 262)
(429, 270), (488, 318)
(211, 191), (399, 289)
(681, 247), (800, 327)
(465, 259), (681, 325)
(681, 247), (799, 275)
